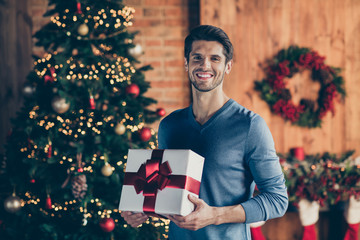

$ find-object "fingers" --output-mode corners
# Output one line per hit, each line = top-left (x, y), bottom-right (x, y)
(121, 211), (148, 228)
(168, 214), (199, 231)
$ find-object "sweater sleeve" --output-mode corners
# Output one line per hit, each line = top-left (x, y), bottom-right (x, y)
(240, 115), (288, 223)
(157, 119), (168, 149)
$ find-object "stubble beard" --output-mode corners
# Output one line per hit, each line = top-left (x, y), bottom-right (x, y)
(189, 70), (226, 93)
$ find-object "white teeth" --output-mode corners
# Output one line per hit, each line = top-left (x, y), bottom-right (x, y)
(196, 73), (212, 78)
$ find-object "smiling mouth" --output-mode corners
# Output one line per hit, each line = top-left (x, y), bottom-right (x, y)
(195, 72), (214, 80)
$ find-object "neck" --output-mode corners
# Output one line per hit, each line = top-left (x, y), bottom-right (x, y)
(192, 85), (230, 125)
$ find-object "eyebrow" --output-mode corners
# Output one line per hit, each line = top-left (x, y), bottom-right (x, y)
(190, 53), (222, 58)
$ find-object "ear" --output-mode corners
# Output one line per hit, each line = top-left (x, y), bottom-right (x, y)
(225, 60), (233, 74)
(184, 57), (188, 72)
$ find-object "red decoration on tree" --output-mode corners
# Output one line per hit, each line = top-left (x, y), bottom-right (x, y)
(139, 127), (152, 142)
(45, 195), (52, 209)
(76, 2), (82, 14)
(77, 167), (84, 173)
(126, 83), (140, 97)
(290, 147), (305, 161)
(44, 67), (55, 83)
(99, 218), (115, 232)
(89, 95), (95, 110)
(47, 142), (52, 158)
(156, 108), (166, 117)
(30, 179), (35, 183)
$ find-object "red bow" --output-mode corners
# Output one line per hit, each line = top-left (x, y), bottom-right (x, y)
(134, 158), (172, 196)
(44, 67), (56, 83)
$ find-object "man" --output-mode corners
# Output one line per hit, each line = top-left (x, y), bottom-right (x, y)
(122, 25), (288, 239)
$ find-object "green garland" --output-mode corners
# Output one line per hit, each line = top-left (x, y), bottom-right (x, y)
(255, 45), (346, 128)
(280, 151), (360, 206)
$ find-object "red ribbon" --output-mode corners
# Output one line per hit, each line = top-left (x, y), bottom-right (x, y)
(123, 149), (201, 214)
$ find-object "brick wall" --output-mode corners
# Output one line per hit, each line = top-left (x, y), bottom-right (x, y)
(123, 0), (196, 113)
(29, 0), (199, 117)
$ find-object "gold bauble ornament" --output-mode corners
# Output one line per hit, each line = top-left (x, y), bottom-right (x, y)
(101, 163), (113, 177)
(4, 193), (21, 213)
(51, 96), (70, 114)
(114, 123), (126, 135)
(78, 24), (89, 36)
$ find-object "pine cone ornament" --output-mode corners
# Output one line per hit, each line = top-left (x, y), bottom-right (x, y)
(71, 174), (88, 200)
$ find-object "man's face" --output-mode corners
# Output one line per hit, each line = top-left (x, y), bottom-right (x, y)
(185, 40), (232, 92)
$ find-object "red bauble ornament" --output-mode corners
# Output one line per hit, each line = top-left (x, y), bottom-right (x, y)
(30, 179), (35, 183)
(126, 83), (140, 97)
(139, 127), (152, 142)
(77, 167), (84, 173)
(99, 218), (115, 232)
(45, 196), (52, 209)
(156, 108), (166, 117)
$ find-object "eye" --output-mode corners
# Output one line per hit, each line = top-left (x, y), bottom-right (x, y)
(192, 55), (202, 61)
(211, 57), (221, 62)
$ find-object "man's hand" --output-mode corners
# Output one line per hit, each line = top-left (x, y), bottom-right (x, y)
(167, 194), (217, 231)
(121, 211), (148, 228)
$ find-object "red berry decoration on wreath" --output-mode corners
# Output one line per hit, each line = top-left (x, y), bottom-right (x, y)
(255, 45), (346, 128)
(139, 127), (152, 142)
(126, 83), (140, 97)
(99, 217), (115, 232)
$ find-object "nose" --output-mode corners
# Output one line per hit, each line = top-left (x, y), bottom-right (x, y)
(200, 58), (211, 69)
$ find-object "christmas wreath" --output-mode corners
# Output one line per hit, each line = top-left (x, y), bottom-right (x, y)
(255, 46), (346, 128)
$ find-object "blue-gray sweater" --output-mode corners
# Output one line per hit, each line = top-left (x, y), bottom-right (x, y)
(158, 99), (288, 240)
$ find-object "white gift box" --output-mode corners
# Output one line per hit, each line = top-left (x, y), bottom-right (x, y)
(119, 149), (204, 216)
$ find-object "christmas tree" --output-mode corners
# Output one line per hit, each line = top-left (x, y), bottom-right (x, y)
(0, 0), (168, 239)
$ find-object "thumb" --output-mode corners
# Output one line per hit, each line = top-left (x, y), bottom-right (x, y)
(188, 194), (201, 205)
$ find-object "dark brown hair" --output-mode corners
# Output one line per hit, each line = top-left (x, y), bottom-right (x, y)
(184, 25), (233, 63)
